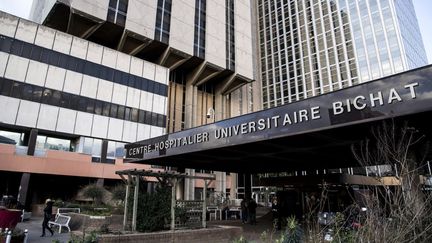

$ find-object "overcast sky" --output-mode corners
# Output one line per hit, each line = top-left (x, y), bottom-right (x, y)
(0, 0), (431, 64)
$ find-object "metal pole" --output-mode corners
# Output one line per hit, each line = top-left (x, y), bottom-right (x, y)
(23, 229), (28, 243)
(428, 161), (431, 175)
(5, 230), (12, 243)
(171, 178), (177, 231)
(202, 180), (208, 228)
(123, 183), (130, 231)
(132, 175), (139, 232)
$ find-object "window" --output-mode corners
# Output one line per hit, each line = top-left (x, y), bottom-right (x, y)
(36, 135), (71, 151)
(107, 0), (129, 27)
(155, 0), (172, 44)
(0, 77), (167, 128)
(0, 130), (24, 145)
(92, 139), (102, 157)
(226, 0), (235, 71)
(107, 141), (116, 158)
(115, 142), (125, 158)
(194, 0), (206, 58)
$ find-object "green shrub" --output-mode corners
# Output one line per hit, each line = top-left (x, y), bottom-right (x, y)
(136, 186), (171, 232)
(278, 216), (302, 243)
(111, 184), (126, 202)
(83, 184), (105, 205)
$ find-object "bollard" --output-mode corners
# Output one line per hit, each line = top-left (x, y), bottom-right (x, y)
(23, 229), (29, 243)
(5, 230), (12, 243)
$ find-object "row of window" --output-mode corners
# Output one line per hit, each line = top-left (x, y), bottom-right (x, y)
(0, 35), (168, 97)
(0, 129), (127, 165)
(0, 77), (166, 127)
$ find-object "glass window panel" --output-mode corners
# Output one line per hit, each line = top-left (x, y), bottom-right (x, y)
(107, 141), (116, 158)
(0, 130), (23, 145)
(102, 102), (110, 116)
(110, 104), (118, 118)
(117, 106), (125, 119)
(46, 137), (71, 151)
(95, 101), (103, 115)
(22, 84), (33, 100)
(115, 142), (125, 158)
(36, 135), (47, 150)
(83, 137), (93, 154)
(11, 82), (21, 99)
(92, 139), (102, 156)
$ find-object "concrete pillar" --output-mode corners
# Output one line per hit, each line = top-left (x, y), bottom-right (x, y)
(176, 179), (184, 200)
(244, 173), (252, 200)
(215, 171), (226, 199)
(171, 178), (177, 231)
(181, 74), (199, 200)
(17, 173), (31, 208)
(101, 140), (108, 163)
(132, 176), (139, 231)
(230, 173), (237, 199)
(184, 169), (195, 200)
(123, 183), (130, 231)
(26, 129), (38, 156)
(184, 76), (198, 129)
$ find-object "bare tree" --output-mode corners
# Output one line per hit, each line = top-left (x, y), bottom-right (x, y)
(350, 121), (432, 243)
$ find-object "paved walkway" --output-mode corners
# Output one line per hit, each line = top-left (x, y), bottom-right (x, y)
(15, 208), (276, 243)
(16, 217), (71, 243)
(209, 207), (283, 242)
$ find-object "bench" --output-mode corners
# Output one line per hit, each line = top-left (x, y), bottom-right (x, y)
(48, 214), (71, 233)
(21, 210), (32, 222)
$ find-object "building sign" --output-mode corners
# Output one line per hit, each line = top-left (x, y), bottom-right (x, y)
(126, 66), (432, 161)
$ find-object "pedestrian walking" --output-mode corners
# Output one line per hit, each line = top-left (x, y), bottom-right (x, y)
(41, 199), (54, 237)
(240, 198), (248, 223)
(248, 197), (257, 225)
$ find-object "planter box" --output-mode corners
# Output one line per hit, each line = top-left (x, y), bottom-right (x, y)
(0, 209), (21, 229)
(68, 213), (123, 232)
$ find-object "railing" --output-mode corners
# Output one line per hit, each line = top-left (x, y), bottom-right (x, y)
(174, 200), (203, 229)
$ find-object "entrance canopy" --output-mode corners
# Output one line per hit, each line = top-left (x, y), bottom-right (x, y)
(125, 65), (432, 173)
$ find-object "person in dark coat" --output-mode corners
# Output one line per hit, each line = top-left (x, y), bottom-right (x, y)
(271, 197), (281, 230)
(240, 198), (248, 223)
(248, 197), (257, 225)
(41, 199), (54, 237)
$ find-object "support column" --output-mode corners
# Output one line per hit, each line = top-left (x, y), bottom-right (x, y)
(27, 129), (38, 156)
(215, 171), (226, 199)
(202, 180), (209, 228)
(184, 76), (198, 129)
(132, 176), (139, 232)
(184, 169), (195, 200)
(17, 173), (31, 208)
(244, 173), (252, 200)
(230, 173), (237, 199)
(171, 178), (177, 231)
(100, 140), (108, 163)
(123, 183), (130, 231)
